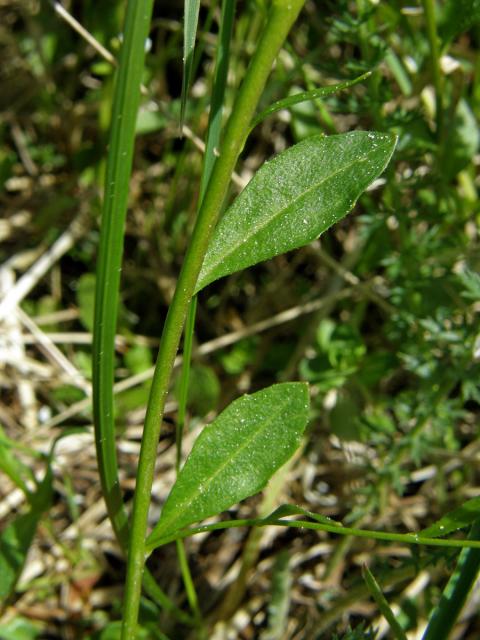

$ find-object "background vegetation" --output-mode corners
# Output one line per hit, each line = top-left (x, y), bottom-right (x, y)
(0, 0), (479, 638)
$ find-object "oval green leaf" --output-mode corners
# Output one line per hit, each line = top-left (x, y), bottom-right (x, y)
(195, 131), (397, 293)
(148, 382), (309, 548)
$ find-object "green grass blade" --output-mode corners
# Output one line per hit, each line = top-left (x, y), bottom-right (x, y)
(422, 518), (480, 640)
(0, 426), (34, 499)
(92, 0), (154, 546)
(91, 0), (189, 621)
(180, 0), (201, 128)
(250, 71), (372, 130)
(200, 0), (236, 196)
(362, 564), (408, 640)
(0, 462), (52, 603)
(261, 551), (292, 640)
(441, 0), (480, 42)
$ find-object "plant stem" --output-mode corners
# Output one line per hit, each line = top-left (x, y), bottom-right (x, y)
(174, 0), (235, 620)
(146, 517), (480, 554)
(175, 295), (197, 471)
(422, 0), (443, 139)
(121, 2), (305, 637)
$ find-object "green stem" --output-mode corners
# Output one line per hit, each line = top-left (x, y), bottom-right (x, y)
(92, 0), (193, 625)
(176, 539), (202, 626)
(422, 0), (443, 139)
(121, 2), (305, 637)
(422, 518), (480, 640)
(175, 296), (197, 471)
(174, 297), (201, 625)
(146, 518), (480, 555)
(174, 0), (236, 618)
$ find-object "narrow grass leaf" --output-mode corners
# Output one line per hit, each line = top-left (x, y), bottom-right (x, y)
(148, 383), (309, 546)
(250, 71), (372, 130)
(441, 0), (480, 41)
(420, 496), (480, 538)
(422, 519), (480, 640)
(195, 131), (397, 292)
(362, 564), (408, 640)
(180, 0), (201, 128)
(261, 551), (291, 640)
(0, 427), (33, 499)
(0, 464), (52, 602)
(199, 0), (236, 196)
(92, 0), (154, 546)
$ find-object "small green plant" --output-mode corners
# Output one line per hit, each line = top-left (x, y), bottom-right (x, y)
(88, 0), (480, 637)
(1, 0), (480, 638)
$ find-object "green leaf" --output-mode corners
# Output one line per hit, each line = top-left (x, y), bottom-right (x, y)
(148, 383), (309, 546)
(180, 0), (201, 127)
(441, 0), (480, 41)
(0, 465), (52, 602)
(92, 0), (155, 551)
(0, 426), (33, 498)
(441, 99), (480, 179)
(362, 565), (408, 640)
(175, 364), (221, 417)
(250, 72), (372, 130)
(135, 107), (167, 135)
(0, 617), (43, 640)
(261, 551), (291, 640)
(77, 273), (96, 332)
(195, 131), (397, 292)
(420, 497), (480, 538)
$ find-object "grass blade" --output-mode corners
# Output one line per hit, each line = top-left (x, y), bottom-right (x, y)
(261, 551), (292, 640)
(180, 0), (201, 128)
(91, 0), (190, 622)
(0, 464), (52, 604)
(200, 0), (236, 196)
(422, 518), (480, 640)
(92, 0), (154, 547)
(250, 71), (372, 130)
(362, 564), (408, 640)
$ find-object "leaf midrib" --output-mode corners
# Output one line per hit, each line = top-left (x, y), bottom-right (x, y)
(151, 394), (305, 539)
(199, 137), (391, 284)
